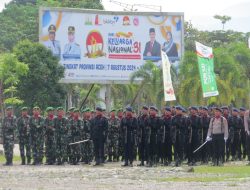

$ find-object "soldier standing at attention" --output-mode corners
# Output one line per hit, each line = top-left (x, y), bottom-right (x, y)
(2, 106), (16, 166)
(82, 108), (93, 164)
(137, 106), (149, 166)
(206, 107), (228, 166)
(54, 107), (69, 165)
(44, 107), (56, 165)
(107, 109), (120, 162)
(120, 107), (138, 167)
(240, 107), (247, 159)
(29, 106), (44, 165)
(17, 107), (31, 165)
(90, 107), (108, 166)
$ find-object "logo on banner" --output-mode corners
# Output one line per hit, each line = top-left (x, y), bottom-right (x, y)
(85, 30), (105, 58)
(95, 15), (102, 25)
(133, 17), (139, 26)
(85, 16), (92, 25)
(123, 16), (130, 25)
(103, 16), (119, 25)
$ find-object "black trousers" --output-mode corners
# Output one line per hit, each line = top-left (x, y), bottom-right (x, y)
(93, 139), (104, 164)
(212, 134), (225, 163)
(124, 141), (134, 164)
(163, 135), (172, 162)
(231, 133), (241, 159)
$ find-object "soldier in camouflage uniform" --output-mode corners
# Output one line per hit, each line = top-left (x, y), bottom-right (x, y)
(44, 107), (56, 165)
(81, 108), (93, 164)
(66, 107), (75, 163)
(69, 108), (82, 165)
(117, 109), (124, 161)
(55, 107), (69, 165)
(107, 109), (120, 162)
(2, 106), (16, 166)
(17, 107), (31, 165)
(30, 106), (44, 165)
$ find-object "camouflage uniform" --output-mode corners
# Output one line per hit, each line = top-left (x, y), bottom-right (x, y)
(2, 114), (17, 165)
(82, 118), (93, 164)
(69, 113), (82, 165)
(55, 115), (69, 164)
(44, 112), (56, 165)
(107, 116), (120, 161)
(30, 115), (45, 165)
(17, 114), (31, 164)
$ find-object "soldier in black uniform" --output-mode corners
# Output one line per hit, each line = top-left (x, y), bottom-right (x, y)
(162, 107), (173, 166)
(120, 107), (138, 167)
(90, 107), (108, 166)
(188, 106), (201, 166)
(146, 106), (162, 167)
(240, 107), (246, 159)
(17, 107), (31, 165)
(2, 107), (16, 166)
(137, 106), (149, 166)
(172, 106), (186, 166)
(229, 108), (243, 161)
(200, 106), (211, 164)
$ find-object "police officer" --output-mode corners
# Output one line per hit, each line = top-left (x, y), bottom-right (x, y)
(120, 107), (138, 167)
(17, 107), (31, 165)
(90, 107), (108, 166)
(2, 106), (16, 166)
(162, 107), (173, 166)
(54, 107), (69, 165)
(200, 106), (211, 164)
(44, 107), (56, 165)
(240, 107), (246, 159)
(63, 26), (81, 60)
(188, 106), (201, 166)
(206, 107), (228, 166)
(172, 106), (186, 167)
(137, 106), (149, 166)
(229, 108), (243, 161)
(43, 24), (61, 58)
(29, 106), (44, 165)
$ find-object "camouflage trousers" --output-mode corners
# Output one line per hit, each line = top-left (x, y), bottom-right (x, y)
(31, 135), (44, 164)
(19, 135), (31, 160)
(81, 140), (94, 163)
(107, 138), (119, 161)
(45, 134), (56, 164)
(3, 136), (14, 162)
(56, 137), (68, 163)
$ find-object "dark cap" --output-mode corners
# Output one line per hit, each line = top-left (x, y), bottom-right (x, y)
(221, 106), (229, 110)
(96, 107), (103, 112)
(48, 24), (56, 33)
(149, 28), (155, 33)
(232, 108), (239, 113)
(214, 107), (222, 113)
(142, 105), (148, 110)
(175, 106), (182, 111)
(190, 106), (198, 111)
(165, 107), (171, 112)
(202, 106), (208, 111)
(240, 107), (246, 111)
(33, 106), (40, 110)
(126, 107), (133, 112)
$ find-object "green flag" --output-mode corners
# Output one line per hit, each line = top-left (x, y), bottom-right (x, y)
(196, 42), (219, 98)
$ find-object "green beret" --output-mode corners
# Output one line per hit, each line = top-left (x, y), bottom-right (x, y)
(110, 108), (116, 113)
(57, 107), (64, 111)
(21, 107), (28, 111)
(117, 108), (123, 112)
(48, 24), (56, 33)
(33, 106), (40, 110)
(6, 106), (13, 110)
(91, 109), (95, 113)
(68, 107), (75, 112)
(73, 108), (80, 113)
(46, 107), (54, 112)
(82, 107), (91, 113)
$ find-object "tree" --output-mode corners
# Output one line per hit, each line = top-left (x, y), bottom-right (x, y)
(0, 53), (29, 114)
(214, 15), (231, 30)
(13, 40), (66, 110)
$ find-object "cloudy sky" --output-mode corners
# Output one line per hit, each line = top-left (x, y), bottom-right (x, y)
(1, 0), (250, 32)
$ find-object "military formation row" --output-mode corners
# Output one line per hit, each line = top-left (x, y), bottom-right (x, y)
(2, 105), (250, 167)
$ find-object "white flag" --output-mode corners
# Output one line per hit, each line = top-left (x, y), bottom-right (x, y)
(161, 51), (176, 101)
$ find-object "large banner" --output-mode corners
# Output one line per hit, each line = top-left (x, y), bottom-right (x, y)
(195, 42), (219, 98)
(161, 51), (176, 101)
(39, 8), (184, 83)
